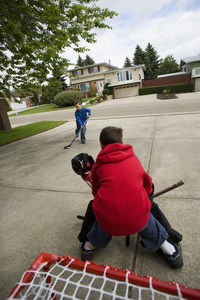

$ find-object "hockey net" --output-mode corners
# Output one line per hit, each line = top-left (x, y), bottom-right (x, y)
(8, 253), (200, 300)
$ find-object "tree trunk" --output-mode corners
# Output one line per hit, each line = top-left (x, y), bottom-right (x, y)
(0, 99), (12, 131)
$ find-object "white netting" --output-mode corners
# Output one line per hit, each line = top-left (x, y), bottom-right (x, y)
(7, 256), (189, 300)
(8, 256), (185, 300)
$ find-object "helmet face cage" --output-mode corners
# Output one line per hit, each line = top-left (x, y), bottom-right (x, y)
(71, 153), (94, 176)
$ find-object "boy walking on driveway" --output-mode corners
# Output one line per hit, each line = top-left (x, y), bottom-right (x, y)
(74, 100), (91, 144)
(81, 126), (183, 268)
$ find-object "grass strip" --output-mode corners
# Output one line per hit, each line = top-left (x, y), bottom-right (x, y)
(9, 104), (72, 116)
(0, 121), (66, 146)
(9, 100), (94, 116)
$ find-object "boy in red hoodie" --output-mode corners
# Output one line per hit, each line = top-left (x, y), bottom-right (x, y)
(81, 126), (183, 268)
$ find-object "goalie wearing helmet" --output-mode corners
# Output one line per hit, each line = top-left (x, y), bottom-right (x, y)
(71, 126), (183, 269)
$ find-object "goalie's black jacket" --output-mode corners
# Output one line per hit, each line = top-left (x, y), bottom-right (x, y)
(91, 142), (152, 236)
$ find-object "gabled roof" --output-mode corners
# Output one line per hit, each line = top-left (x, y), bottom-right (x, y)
(180, 54), (200, 67)
(68, 63), (146, 75)
(112, 64), (146, 72)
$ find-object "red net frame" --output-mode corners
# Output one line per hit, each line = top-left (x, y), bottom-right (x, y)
(8, 252), (200, 300)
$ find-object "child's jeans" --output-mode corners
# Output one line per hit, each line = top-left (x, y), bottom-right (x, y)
(87, 213), (168, 251)
(76, 123), (86, 143)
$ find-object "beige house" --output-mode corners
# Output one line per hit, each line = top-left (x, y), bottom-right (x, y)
(67, 62), (145, 99)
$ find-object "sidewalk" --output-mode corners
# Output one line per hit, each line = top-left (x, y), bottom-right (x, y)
(0, 104), (200, 298)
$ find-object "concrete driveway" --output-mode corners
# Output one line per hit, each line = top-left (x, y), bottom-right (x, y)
(1, 93), (200, 298)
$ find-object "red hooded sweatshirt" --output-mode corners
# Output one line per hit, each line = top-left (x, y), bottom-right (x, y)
(91, 143), (152, 236)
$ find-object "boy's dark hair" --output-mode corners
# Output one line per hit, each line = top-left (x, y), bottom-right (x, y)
(74, 100), (81, 106)
(100, 126), (123, 146)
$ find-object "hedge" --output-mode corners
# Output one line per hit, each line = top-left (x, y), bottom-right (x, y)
(53, 90), (82, 107)
(139, 82), (194, 95)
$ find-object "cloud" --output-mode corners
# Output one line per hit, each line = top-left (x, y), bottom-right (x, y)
(63, 0), (200, 68)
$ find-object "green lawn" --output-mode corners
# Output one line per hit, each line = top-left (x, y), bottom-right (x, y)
(9, 99), (94, 116)
(0, 121), (66, 146)
(9, 104), (73, 116)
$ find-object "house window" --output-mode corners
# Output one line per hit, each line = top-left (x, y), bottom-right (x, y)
(89, 66), (99, 73)
(117, 70), (132, 82)
(77, 83), (90, 92)
(73, 70), (82, 76)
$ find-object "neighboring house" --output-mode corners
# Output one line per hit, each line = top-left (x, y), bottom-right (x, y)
(6, 91), (42, 110)
(180, 54), (200, 73)
(67, 62), (145, 99)
(180, 54), (200, 92)
(148, 54), (200, 92)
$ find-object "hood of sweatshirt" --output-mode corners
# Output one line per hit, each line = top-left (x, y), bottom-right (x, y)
(96, 143), (134, 164)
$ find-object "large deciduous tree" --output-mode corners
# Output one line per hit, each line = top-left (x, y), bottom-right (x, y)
(159, 54), (180, 75)
(0, 0), (117, 97)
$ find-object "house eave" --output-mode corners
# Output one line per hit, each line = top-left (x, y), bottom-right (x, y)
(108, 80), (141, 87)
(105, 64), (146, 74)
(70, 72), (105, 81)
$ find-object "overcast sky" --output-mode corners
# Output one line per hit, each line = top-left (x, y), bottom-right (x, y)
(63, 0), (200, 68)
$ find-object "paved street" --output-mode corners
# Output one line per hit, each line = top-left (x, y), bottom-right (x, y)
(1, 92), (200, 299)
(9, 92), (200, 128)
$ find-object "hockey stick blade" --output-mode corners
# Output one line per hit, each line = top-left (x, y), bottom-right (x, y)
(63, 145), (71, 150)
(77, 215), (85, 220)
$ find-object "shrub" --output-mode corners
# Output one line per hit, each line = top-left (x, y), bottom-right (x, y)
(103, 82), (111, 95)
(90, 92), (96, 97)
(139, 82), (193, 95)
(89, 99), (96, 104)
(95, 96), (103, 103)
(103, 89), (110, 95)
(104, 82), (111, 93)
(89, 96), (102, 104)
(53, 90), (82, 107)
(163, 89), (170, 99)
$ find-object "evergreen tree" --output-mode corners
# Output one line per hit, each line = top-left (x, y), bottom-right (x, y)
(159, 55), (180, 75)
(144, 43), (160, 79)
(84, 55), (95, 66)
(76, 55), (85, 67)
(124, 57), (132, 67)
(133, 45), (145, 65)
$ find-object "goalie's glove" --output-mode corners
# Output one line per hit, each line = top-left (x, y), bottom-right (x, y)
(71, 153), (95, 176)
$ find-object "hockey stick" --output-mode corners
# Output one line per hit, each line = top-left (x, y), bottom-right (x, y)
(152, 180), (184, 198)
(64, 120), (87, 150)
(77, 180), (184, 220)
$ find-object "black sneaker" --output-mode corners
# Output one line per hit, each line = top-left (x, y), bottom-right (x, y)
(162, 243), (183, 269)
(81, 243), (95, 261)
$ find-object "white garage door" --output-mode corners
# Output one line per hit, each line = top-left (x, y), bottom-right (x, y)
(195, 78), (200, 92)
(114, 84), (139, 98)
